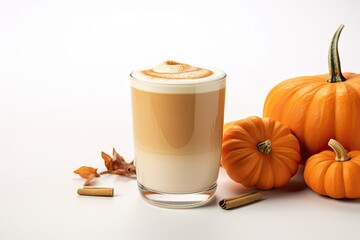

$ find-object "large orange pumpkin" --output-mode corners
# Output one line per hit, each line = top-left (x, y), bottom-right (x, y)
(221, 116), (301, 190)
(304, 139), (360, 199)
(263, 25), (360, 162)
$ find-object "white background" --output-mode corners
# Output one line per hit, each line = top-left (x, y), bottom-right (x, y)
(1, 0), (360, 239)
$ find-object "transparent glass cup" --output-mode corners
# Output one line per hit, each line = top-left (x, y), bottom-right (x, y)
(130, 64), (226, 208)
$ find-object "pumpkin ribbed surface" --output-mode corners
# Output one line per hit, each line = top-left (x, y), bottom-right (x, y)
(263, 72), (360, 161)
(304, 139), (360, 199)
(221, 116), (301, 190)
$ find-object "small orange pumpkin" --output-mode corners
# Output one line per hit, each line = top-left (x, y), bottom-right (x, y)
(221, 116), (301, 190)
(263, 25), (360, 162)
(304, 139), (360, 199)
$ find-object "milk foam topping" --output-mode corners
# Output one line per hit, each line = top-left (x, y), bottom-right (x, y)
(130, 60), (226, 93)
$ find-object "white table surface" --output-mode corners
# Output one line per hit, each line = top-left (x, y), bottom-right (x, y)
(1, 0), (360, 239)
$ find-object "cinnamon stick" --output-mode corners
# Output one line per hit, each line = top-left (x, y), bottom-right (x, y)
(77, 187), (114, 197)
(219, 191), (262, 210)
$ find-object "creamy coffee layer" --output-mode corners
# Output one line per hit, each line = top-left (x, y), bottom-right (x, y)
(130, 60), (226, 93)
(132, 88), (226, 154)
(135, 148), (221, 193)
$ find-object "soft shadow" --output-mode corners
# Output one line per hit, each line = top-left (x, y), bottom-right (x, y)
(220, 165), (308, 200)
(316, 193), (360, 204)
(276, 165), (307, 192)
(261, 165), (307, 199)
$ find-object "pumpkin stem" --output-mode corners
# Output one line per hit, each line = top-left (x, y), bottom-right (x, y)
(327, 25), (346, 83)
(328, 139), (350, 162)
(257, 140), (271, 155)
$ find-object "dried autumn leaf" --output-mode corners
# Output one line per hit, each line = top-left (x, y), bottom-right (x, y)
(84, 173), (99, 186)
(74, 166), (100, 179)
(127, 160), (136, 175)
(112, 148), (136, 176)
(101, 151), (113, 171)
(112, 148), (125, 170)
(112, 169), (130, 176)
(99, 148), (136, 177)
(74, 148), (136, 188)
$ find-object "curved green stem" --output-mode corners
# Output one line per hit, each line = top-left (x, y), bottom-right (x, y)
(257, 140), (271, 155)
(327, 25), (346, 83)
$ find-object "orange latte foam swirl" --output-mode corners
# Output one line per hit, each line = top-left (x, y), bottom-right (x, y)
(141, 60), (214, 80)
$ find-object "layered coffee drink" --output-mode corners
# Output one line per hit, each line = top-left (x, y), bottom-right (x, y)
(130, 61), (226, 208)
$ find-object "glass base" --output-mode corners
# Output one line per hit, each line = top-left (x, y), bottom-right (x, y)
(138, 182), (217, 209)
